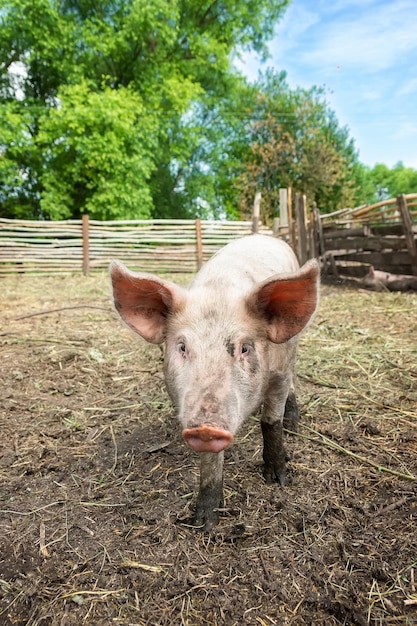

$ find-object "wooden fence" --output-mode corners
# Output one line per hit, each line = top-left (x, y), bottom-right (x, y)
(273, 191), (417, 277)
(1, 191), (416, 277)
(0, 216), (271, 275)
(315, 193), (417, 277)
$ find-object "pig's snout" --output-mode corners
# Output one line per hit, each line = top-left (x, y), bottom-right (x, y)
(182, 425), (233, 453)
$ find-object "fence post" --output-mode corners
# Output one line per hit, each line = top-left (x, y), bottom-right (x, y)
(296, 194), (308, 264)
(313, 203), (325, 257)
(397, 194), (417, 275)
(82, 213), (90, 276)
(279, 188), (288, 231)
(195, 218), (203, 270)
(308, 208), (316, 258)
(287, 187), (297, 252)
(252, 192), (261, 233)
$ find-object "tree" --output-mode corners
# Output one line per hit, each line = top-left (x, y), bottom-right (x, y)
(366, 163), (392, 201)
(356, 162), (417, 205)
(348, 162), (377, 206)
(0, 102), (41, 217)
(0, 0), (290, 219)
(150, 76), (259, 219)
(38, 82), (158, 219)
(381, 162), (417, 198)
(234, 71), (361, 221)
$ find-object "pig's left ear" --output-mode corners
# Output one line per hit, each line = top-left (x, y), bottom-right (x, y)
(247, 260), (319, 344)
(110, 261), (187, 344)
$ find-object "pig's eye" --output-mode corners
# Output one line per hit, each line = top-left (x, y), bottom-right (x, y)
(241, 344), (249, 355)
(178, 341), (186, 356)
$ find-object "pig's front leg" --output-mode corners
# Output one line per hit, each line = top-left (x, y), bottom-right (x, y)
(261, 420), (287, 485)
(261, 382), (297, 485)
(283, 391), (300, 432)
(193, 451), (224, 531)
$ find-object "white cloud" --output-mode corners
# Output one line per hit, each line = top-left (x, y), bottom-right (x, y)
(273, 2), (319, 45)
(236, 0), (417, 168)
(272, 0), (417, 75)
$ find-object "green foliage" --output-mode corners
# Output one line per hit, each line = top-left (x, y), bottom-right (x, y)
(367, 162), (417, 201)
(234, 71), (361, 221)
(150, 77), (257, 219)
(390, 162), (417, 196)
(0, 102), (42, 217)
(351, 162), (417, 206)
(348, 162), (376, 206)
(0, 0), (290, 220)
(38, 82), (158, 219)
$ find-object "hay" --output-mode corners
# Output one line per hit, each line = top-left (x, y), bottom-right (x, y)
(0, 274), (416, 625)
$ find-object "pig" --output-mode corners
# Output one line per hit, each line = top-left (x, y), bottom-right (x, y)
(110, 234), (319, 530)
(362, 266), (417, 292)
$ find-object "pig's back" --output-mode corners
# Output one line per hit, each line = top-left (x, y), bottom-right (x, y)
(191, 235), (299, 290)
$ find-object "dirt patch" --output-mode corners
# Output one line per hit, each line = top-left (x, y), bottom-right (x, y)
(1, 272), (416, 625)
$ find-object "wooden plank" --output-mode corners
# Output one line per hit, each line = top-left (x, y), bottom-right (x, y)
(296, 193), (308, 264)
(333, 250), (413, 274)
(323, 226), (368, 239)
(313, 205), (325, 256)
(195, 219), (203, 270)
(397, 194), (417, 275)
(324, 224), (409, 239)
(325, 235), (406, 252)
(279, 188), (288, 228)
(82, 214), (90, 276)
(309, 206), (317, 258)
(252, 192), (261, 233)
(320, 193), (417, 226)
(288, 187), (297, 251)
(332, 262), (371, 278)
(343, 197), (397, 219)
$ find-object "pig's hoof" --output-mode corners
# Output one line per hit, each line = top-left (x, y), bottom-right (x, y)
(191, 508), (220, 532)
(263, 463), (286, 486)
(192, 487), (223, 531)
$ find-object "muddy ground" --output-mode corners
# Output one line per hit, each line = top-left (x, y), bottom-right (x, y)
(0, 270), (416, 626)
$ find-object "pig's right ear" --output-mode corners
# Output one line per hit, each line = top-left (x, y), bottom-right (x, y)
(110, 261), (186, 344)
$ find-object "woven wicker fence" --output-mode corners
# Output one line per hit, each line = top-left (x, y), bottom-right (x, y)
(0, 217), (271, 275)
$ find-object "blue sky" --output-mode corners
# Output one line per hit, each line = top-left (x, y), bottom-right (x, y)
(236, 0), (417, 169)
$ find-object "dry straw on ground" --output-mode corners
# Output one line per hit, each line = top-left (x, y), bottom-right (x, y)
(0, 271), (416, 625)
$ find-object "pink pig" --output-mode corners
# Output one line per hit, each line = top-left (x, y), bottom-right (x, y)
(110, 234), (319, 529)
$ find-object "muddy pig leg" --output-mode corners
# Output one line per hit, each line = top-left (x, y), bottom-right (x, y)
(261, 377), (293, 486)
(193, 451), (224, 531)
(283, 390), (300, 432)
